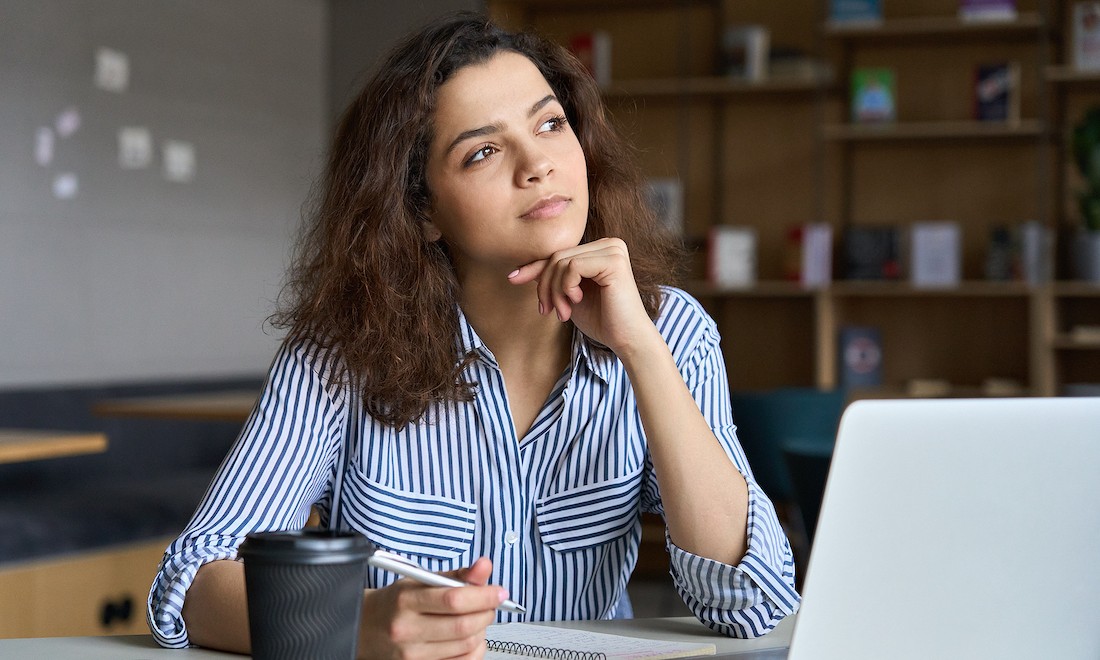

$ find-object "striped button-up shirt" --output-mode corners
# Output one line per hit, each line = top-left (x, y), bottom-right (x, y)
(148, 287), (799, 647)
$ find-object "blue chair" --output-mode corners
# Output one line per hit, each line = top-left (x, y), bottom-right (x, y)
(729, 388), (845, 560)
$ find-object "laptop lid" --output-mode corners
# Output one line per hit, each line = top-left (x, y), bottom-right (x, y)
(788, 397), (1100, 660)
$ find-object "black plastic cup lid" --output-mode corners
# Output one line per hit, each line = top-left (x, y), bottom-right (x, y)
(238, 529), (371, 565)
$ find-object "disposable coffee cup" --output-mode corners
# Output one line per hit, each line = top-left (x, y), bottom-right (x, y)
(238, 529), (370, 660)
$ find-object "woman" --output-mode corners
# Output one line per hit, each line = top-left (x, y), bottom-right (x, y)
(148, 11), (798, 658)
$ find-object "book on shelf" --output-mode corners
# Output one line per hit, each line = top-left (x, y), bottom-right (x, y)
(568, 30), (612, 87)
(644, 177), (684, 236)
(708, 225), (757, 288)
(839, 326), (883, 389)
(784, 223), (833, 287)
(1019, 220), (1052, 284)
(910, 221), (962, 288)
(842, 226), (902, 280)
(850, 68), (896, 124)
(1073, 2), (1100, 71)
(985, 225), (1017, 281)
(984, 222), (1051, 283)
(768, 50), (832, 82)
(906, 378), (952, 398)
(973, 62), (1020, 123)
(958, 0), (1017, 22)
(722, 24), (769, 81)
(828, 0), (883, 25)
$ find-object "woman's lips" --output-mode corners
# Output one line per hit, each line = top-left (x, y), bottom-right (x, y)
(521, 195), (570, 220)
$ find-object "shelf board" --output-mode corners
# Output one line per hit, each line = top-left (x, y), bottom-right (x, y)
(1053, 335), (1100, 350)
(824, 119), (1045, 141)
(685, 280), (1036, 298)
(1045, 66), (1100, 84)
(829, 281), (1034, 297)
(824, 12), (1044, 40)
(685, 280), (820, 298)
(603, 74), (830, 99)
(846, 384), (1033, 400)
(1053, 281), (1100, 297)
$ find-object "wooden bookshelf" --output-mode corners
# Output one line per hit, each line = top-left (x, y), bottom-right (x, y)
(489, 0), (1099, 397)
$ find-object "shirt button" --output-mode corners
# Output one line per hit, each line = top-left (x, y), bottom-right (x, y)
(504, 531), (519, 545)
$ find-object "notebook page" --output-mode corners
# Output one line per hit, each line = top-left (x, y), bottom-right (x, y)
(486, 622), (717, 660)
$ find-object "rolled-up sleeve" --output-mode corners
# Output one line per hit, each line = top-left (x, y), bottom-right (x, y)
(655, 289), (801, 637)
(147, 339), (347, 648)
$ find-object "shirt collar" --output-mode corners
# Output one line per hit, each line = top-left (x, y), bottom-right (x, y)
(455, 305), (612, 385)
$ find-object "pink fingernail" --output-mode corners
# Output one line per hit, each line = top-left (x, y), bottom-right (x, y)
(499, 589), (509, 603)
(507, 269), (520, 279)
(555, 309), (563, 322)
(538, 301), (544, 315)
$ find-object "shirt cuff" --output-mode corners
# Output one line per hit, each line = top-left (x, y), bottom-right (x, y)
(667, 480), (800, 635)
(147, 541), (241, 648)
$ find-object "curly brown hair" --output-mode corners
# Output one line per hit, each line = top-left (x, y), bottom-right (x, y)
(272, 11), (685, 428)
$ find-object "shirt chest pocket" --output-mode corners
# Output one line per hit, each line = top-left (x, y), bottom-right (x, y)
(342, 467), (478, 562)
(535, 465), (644, 553)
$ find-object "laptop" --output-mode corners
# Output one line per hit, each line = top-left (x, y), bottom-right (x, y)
(718, 397), (1100, 659)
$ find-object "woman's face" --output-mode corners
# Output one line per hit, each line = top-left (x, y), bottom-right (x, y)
(424, 51), (589, 279)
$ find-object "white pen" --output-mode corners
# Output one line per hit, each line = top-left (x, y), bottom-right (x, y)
(367, 547), (527, 614)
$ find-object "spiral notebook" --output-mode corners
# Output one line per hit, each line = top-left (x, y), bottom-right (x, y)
(485, 623), (716, 660)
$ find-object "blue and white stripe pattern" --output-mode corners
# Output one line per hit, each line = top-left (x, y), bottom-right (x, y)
(147, 286), (799, 647)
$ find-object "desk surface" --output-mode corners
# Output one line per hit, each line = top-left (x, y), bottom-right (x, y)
(0, 616), (795, 658)
(0, 429), (108, 465)
(92, 390), (258, 423)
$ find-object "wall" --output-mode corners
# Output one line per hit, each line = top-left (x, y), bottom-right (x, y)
(328, 0), (482, 123)
(0, 0), (328, 387)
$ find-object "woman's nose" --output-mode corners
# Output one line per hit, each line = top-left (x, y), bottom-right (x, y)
(516, 143), (554, 185)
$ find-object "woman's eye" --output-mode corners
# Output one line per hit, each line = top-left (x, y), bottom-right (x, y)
(538, 115), (568, 134)
(465, 145), (497, 166)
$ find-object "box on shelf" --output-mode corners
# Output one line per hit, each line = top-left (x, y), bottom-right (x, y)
(973, 62), (1020, 122)
(851, 68), (896, 124)
(644, 177), (684, 237)
(1020, 220), (1052, 284)
(839, 326), (883, 389)
(784, 223), (833, 287)
(722, 25), (769, 81)
(910, 221), (962, 288)
(1073, 2), (1100, 71)
(842, 226), (902, 280)
(958, 0), (1018, 22)
(828, 0), (883, 25)
(985, 226), (1016, 281)
(708, 226), (757, 288)
(568, 30), (612, 87)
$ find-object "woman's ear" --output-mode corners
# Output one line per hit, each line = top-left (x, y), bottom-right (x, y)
(421, 220), (443, 243)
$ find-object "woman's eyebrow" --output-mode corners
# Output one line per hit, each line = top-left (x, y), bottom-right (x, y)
(444, 94), (559, 156)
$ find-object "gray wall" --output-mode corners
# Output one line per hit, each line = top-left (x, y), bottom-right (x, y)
(328, 0), (481, 124)
(0, 0), (478, 389)
(0, 0), (327, 387)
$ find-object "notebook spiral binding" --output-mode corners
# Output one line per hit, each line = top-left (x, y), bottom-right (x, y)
(486, 639), (607, 660)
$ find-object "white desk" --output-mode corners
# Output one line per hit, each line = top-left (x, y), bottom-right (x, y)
(0, 616), (795, 658)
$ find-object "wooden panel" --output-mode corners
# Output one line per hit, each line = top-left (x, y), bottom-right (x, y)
(849, 142), (1042, 278)
(834, 296), (1030, 388)
(0, 538), (173, 638)
(702, 297), (818, 390)
(722, 100), (821, 278)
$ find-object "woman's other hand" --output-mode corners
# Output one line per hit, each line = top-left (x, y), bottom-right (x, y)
(358, 556), (504, 660)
